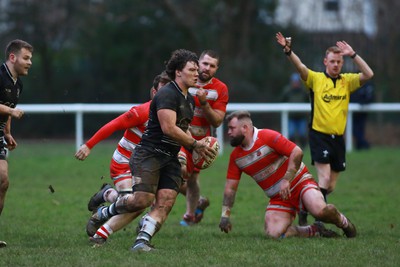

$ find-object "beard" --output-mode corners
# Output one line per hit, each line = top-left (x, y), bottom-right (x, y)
(198, 71), (211, 82)
(229, 134), (245, 147)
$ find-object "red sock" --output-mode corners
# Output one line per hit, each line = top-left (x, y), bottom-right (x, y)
(94, 224), (113, 240)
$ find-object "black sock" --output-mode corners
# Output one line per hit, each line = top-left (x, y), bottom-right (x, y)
(320, 188), (328, 203)
(107, 203), (118, 217)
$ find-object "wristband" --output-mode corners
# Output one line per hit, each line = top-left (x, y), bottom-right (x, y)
(221, 205), (231, 218)
(190, 140), (197, 150)
(284, 49), (292, 56)
(350, 52), (357, 59)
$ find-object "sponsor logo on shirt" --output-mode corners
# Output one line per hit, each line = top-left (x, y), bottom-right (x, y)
(322, 94), (347, 103)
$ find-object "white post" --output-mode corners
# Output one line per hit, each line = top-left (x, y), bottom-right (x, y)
(76, 111), (83, 151)
(346, 110), (353, 152)
(281, 110), (289, 138)
(216, 126), (224, 155)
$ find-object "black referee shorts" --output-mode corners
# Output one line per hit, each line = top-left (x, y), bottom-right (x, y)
(309, 129), (346, 172)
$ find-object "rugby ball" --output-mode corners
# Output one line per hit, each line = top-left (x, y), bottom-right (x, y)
(192, 136), (220, 169)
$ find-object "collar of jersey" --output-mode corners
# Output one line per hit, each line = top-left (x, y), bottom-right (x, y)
(171, 81), (187, 98)
(324, 71), (342, 80)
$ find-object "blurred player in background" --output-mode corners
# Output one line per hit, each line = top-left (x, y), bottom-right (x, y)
(276, 32), (374, 225)
(218, 111), (357, 239)
(178, 50), (229, 226)
(350, 80), (375, 150)
(280, 73), (309, 149)
(0, 39), (33, 248)
(74, 72), (170, 245)
(94, 49), (215, 252)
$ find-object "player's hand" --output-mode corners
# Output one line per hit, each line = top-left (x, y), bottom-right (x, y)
(196, 88), (208, 105)
(4, 134), (17, 151)
(180, 163), (190, 179)
(194, 139), (217, 163)
(10, 108), (24, 119)
(279, 179), (291, 200)
(219, 217), (232, 234)
(75, 144), (91, 160)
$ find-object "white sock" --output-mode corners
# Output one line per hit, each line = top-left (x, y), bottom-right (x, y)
(136, 215), (158, 242)
(94, 224), (113, 240)
(104, 188), (118, 203)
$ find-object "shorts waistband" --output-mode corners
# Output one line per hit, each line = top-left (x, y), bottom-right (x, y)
(310, 129), (343, 139)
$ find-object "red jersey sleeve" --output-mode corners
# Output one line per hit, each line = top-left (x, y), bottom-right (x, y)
(257, 129), (296, 157)
(86, 101), (151, 149)
(226, 148), (243, 180)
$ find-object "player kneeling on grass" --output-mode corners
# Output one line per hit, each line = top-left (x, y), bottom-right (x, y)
(218, 110), (356, 239)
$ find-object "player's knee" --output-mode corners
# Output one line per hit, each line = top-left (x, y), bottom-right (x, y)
(265, 225), (284, 239)
(318, 204), (339, 222)
(266, 230), (283, 239)
(119, 194), (153, 212)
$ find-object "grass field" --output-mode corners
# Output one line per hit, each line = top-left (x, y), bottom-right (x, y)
(0, 140), (399, 267)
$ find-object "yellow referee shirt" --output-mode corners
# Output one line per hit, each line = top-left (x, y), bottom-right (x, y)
(305, 70), (360, 135)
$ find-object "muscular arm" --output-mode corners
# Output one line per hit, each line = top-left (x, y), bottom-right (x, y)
(219, 178), (240, 233)
(286, 146), (303, 176)
(0, 104), (22, 150)
(196, 89), (226, 127)
(200, 103), (225, 127)
(280, 145), (303, 200)
(4, 116), (17, 150)
(222, 179), (240, 212)
(158, 108), (218, 159)
(0, 104), (24, 119)
(158, 109), (196, 149)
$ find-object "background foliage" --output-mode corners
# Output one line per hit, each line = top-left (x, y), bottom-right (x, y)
(0, 0), (399, 139)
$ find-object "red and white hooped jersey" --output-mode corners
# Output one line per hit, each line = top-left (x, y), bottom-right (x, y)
(227, 128), (311, 198)
(188, 77), (229, 140)
(86, 101), (151, 168)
